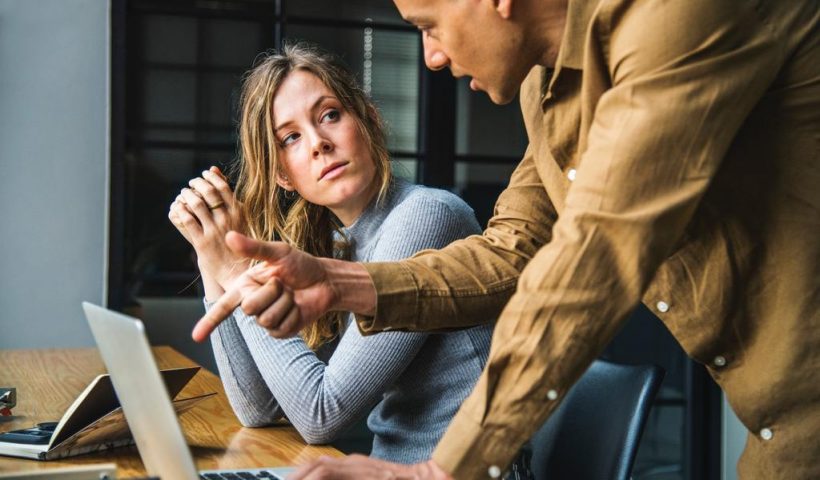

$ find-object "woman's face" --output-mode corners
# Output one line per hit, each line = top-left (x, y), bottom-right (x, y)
(272, 70), (378, 226)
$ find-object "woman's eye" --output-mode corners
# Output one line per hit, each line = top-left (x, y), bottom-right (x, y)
(321, 109), (340, 123)
(281, 132), (300, 147)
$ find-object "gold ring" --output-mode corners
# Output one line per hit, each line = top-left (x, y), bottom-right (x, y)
(208, 202), (225, 210)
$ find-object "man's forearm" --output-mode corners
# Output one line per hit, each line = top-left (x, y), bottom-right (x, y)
(324, 258), (377, 317)
(354, 153), (558, 333)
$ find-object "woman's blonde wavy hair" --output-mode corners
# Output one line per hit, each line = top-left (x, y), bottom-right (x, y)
(233, 42), (392, 350)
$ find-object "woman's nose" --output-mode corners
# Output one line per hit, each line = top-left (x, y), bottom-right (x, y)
(312, 138), (333, 158)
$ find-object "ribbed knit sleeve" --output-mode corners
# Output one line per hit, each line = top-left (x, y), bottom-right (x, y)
(207, 181), (484, 459)
(210, 313), (283, 426)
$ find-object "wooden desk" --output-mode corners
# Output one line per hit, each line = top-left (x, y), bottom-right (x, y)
(0, 347), (342, 475)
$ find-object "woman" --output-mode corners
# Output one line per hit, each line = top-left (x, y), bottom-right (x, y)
(168, 43), (494, 464)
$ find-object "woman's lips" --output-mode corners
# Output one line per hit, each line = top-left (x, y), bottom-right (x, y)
(320, 162), (348, 181)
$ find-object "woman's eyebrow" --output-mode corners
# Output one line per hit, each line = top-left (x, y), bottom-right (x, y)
(274, 95), (337, 132)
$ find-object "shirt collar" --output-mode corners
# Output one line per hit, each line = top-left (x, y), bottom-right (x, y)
(541, 0), (600, 106)
(556, 0), (600, 70)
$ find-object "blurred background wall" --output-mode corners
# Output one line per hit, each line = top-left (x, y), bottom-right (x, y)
(0, 0), (109, 349)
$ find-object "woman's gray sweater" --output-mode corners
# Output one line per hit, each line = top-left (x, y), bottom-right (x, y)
(208, 179), (494, 463)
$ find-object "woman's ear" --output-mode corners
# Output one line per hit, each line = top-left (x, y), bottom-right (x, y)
(276, 171), (295, 191)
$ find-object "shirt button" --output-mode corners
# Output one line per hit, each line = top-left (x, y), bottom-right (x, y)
(567, 168), (577, 182)
(656, 301), (670, 313)
(713, 356), (727, 368)
(488, 465), (502, 478)
(760, 428), (773, 441)
(547, 389), (558, 400)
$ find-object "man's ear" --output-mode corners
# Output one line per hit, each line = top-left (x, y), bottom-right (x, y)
(276, 172), (295, 191)
(495, 0), (513, 19)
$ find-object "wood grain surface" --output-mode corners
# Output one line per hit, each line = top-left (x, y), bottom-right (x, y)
(0, 347), (342, 475)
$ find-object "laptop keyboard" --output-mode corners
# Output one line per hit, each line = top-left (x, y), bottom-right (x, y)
(200, 471), (283, 480)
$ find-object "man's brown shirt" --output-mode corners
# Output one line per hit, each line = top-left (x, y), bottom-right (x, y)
(361, 0), (820, 477)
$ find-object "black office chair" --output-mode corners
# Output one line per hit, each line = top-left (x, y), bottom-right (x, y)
(529, 360), (665, 480)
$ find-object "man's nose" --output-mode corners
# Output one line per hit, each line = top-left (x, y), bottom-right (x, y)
(422, 33), (449, 71)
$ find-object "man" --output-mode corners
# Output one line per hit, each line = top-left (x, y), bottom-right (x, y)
(195, 0), (819, 478)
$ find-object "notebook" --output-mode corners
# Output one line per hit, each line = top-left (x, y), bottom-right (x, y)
(0, 366), (212, 460)
(82, 302), (294, 480)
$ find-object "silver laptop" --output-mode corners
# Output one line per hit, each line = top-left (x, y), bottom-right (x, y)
(82, 302), (294, 480)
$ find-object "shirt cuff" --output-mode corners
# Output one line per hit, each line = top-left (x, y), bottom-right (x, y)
(355, 261), (420, 333)
(432, 402), (527, 479)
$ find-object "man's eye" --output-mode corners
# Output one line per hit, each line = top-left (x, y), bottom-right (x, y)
(281, 133), (300, 147)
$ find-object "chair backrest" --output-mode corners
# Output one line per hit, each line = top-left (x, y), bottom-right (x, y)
(529, 360), (664, 480)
